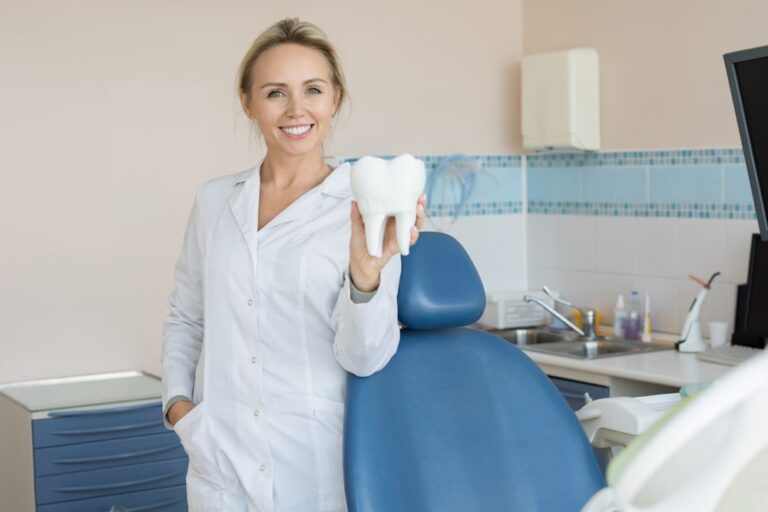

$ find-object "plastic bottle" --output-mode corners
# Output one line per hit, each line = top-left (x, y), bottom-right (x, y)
(624, 290), (642, 341)
(613, 294), (627, 338)
(641, 294), (653, 342)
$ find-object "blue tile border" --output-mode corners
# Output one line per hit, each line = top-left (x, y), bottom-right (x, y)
(527, 200), (757, 219)
(526, 148), (745, 167)
(339, 149), (756, 220)
(427, 200), (523, 217)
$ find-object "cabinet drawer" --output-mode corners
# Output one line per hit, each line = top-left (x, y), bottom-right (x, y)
(33, 402), (167, 448)
(37, 484), (187, 512)
(35, 458), (187, 505)
(35, 432), (186, 476)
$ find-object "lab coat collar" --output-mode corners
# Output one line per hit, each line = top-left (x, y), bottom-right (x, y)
(228, 160), (351, 270)
(231, 160), (351, 199)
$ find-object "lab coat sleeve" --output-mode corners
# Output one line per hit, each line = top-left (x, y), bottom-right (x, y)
(161, 189), (206, 428)
(332, 255), (401, 377)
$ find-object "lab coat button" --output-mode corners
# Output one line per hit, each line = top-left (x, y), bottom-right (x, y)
(247, 299), (253, 306)
(253, 409), (260, 417)
(260, 464), (266, 472)
(250, 356), (257, 364)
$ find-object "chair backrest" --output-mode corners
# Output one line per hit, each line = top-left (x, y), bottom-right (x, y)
(343, 232), (605, 512)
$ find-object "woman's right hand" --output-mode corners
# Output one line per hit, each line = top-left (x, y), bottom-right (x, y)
(168, 400), (196, 427)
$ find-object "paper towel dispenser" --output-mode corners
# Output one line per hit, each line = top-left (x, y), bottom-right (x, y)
(522, 47), (600, 152)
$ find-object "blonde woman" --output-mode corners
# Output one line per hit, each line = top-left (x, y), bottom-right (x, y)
(161, 17), (426, 512)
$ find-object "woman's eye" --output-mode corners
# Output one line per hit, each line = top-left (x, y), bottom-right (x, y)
(307, 87), (322, 94)
(267, 90), (284, 98)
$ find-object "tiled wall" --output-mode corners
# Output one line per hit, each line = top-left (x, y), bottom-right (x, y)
(346, 149), (759, 338)
(410, 154), (527, 294)
(527, 148), (759, 336)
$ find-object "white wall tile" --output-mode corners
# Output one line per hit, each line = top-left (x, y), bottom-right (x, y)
(635, 217), (679, 278)
(556, 269), (593, 310)
(479, 215), (526, 268)
(594, 216), (637, 274)
(528, 266), (559, 292)
(557, 215), (596, 271)
(676, 218), (726, 283)
(479, 266), (527, 293)
(527, 214), (559, 268)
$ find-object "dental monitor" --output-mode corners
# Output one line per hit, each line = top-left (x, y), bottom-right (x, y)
(725, 44), (768, 240)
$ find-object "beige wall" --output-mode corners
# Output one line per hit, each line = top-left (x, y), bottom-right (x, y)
(522, 0), (768, 150)
(0, 1), (523, 383)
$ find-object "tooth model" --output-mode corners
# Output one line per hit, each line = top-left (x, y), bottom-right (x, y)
(350, 154), (426, 257)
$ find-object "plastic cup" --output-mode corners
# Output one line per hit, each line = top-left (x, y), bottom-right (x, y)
(709, 321), (730, 348)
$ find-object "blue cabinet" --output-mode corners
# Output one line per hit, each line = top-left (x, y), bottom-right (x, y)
(0, 371), (188, 511)
(549, 376), (610, 475)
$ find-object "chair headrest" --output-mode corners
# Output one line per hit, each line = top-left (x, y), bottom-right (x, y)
(397, 232), (486, 329)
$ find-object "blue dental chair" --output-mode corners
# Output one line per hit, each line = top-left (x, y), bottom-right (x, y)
(343, 232), (605, 512)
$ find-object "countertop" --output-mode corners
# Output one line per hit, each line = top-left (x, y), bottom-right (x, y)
(521, 348), (732, 389)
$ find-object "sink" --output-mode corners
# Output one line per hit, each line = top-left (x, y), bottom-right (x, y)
(489, 328), (672, 358)
(492, 328), (579, 346)
(522, 338), (671, 359)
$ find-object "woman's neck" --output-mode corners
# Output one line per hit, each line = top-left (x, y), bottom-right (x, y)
(260, 151), (330, 192)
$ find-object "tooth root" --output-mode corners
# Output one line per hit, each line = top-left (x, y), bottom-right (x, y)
(362, 213), (387, 257)
(395, 211), (417, 256)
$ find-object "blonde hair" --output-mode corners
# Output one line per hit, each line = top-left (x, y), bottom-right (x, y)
(237, 18), (347, 116)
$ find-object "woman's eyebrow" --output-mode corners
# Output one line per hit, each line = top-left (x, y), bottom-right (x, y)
(259, 78), (328, 89)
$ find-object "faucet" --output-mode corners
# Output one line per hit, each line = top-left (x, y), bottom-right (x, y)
(523, 286), (598, 340)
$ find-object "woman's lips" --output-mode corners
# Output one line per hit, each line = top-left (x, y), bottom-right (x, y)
(280, 124), (314, 139)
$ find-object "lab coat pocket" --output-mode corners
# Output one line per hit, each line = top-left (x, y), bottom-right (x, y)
(173, 401), (228, 510)
(312, 397), (347, 512)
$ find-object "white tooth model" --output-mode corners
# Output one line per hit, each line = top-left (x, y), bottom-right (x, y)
(350, 154), (426, 257)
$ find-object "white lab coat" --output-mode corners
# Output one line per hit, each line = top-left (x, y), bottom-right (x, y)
(162, 162), (401, 512)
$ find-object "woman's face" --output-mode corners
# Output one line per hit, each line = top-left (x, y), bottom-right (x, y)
(242, 43), (339, 159)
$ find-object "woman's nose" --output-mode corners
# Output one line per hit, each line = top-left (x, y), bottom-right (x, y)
(286, 96), (305, 118)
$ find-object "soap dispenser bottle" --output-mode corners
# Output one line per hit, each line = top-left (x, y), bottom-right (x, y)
(625, 290), (642, 341)
(613, 294), (627, 338)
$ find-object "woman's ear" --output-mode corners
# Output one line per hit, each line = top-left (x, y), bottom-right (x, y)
(239, 90), (252, 118)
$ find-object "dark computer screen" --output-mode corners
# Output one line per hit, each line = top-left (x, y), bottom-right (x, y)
(746, 233), (768, 338)
(725, 46), (768, 240)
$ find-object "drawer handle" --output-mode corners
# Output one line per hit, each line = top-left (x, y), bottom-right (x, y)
(120, 496), (185, 511)
(52, 420), (160, 436)
(55, 469), (185, 493)
(48, 402), (160, 418)
(54, 444), (179, 464)
(560, 391), (589, 400)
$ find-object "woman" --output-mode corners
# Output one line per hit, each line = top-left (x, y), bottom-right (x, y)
(162, 17), (426, 512)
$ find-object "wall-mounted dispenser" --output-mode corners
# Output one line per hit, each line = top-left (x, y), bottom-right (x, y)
(522, 47), (600, 152)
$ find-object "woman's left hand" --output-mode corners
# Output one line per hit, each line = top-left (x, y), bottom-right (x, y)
(348, 194), (427, 292)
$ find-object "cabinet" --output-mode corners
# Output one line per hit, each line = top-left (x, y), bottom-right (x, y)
(0, 371), (187, 511)
(549, 376), (610, 475)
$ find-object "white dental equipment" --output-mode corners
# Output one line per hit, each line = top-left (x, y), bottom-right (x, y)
(580, 347), (768, 512)
(577, 393), (681, 450)
(350, 154), (426, 257)
(676, 272), (720, 353)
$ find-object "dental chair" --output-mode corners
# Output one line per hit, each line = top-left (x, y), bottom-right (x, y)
(343, 232), (605, 512)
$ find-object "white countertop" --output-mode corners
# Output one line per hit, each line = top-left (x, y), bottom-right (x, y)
(521, 347), (733, 388)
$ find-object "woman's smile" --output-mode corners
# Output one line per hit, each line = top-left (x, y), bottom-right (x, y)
(280, 123), (314, 139)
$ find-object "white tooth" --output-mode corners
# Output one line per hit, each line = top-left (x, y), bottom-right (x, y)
(283, 125), (310, 135)
(350, 154), (426, 257)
